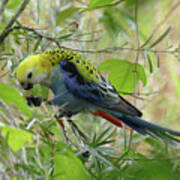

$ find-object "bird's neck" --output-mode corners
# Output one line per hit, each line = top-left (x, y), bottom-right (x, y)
(45, 66), (66, 95)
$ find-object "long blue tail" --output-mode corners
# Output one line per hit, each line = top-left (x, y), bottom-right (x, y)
(109, 111), (180, 145)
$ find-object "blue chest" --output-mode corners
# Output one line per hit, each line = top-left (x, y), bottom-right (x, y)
(48, 66), (92, 114)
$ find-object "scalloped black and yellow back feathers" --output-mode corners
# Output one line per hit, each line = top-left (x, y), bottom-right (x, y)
(42, 49), (102, 82)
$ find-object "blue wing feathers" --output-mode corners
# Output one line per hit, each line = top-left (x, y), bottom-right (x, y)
(60, 60), (105, 103)
(60, 59), (142, 116)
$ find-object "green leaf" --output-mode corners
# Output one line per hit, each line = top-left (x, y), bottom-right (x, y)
(89, 0), (116, 9)
(100, 59), (147, 94)
(156, 54), (160, 68)
(125, 0), (136, 6)
(150, 26), (171, 48)
(56, 7), (79, 25)
(6, 0), (22, 9)
(141, 33), (154, 48)
(33, 39), (41, 52)
(91, 127), (112, 147)
(32, 84), (49, 99)
(0, 83), (32, 118)
(1, 52), (15, 56)
(147, 54), (153, 73)
(0, 125), (33, 152)
(53, 142), (89, 180)
(59, 33), (73, 39)
(0, 57), (7, 61)
(15, 39), (22, 45)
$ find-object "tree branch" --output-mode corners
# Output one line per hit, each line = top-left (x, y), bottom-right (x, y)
(0, 25), (61, 48)
(2, 25), (180, 57)
(62, 46), (180, 55)
(0, 0), (30, 44)
(134, 0), (140, 103)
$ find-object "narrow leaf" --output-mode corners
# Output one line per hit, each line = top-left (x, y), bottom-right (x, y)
(147, 54), (153, 73)
(33, 39), (41, 52)
(89, 0), (115, 9)
(92, 128), (111, 147)
(141, 33), (154, 48)
(150, 26), (171, 48)
(1, 52), (14, 56)
(0, 57), (7, 61)
(156, 54), (160, 68)
(59, 33), (73, 39)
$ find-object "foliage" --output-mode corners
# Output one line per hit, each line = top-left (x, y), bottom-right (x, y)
(0, 83), (32, 118)
(100, 59), (146, 94)
(0, 0), (180, 179)
(53, 142), (89, 180)
(0, 125), (33, 152)
(89, 0), (117, 9)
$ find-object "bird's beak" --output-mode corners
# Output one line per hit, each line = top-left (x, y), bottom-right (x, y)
(20, 82), (33, 90)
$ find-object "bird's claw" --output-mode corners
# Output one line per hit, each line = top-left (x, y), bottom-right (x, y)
(26, 96), (46, 107)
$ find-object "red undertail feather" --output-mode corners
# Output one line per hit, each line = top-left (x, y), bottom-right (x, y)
(92, 110), (124, 128)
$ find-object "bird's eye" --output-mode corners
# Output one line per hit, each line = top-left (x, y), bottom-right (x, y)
(27, 72), (33, 79)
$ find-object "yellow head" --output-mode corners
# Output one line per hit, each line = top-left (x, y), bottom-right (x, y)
(16, 54), (51, 90)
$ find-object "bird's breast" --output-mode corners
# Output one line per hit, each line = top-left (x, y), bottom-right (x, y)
(48, 66), (94, 115)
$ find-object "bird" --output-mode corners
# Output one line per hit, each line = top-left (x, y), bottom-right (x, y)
(16, 48), (180, 145)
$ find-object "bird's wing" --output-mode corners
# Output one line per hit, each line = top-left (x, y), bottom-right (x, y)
(60, 59), (142, 117)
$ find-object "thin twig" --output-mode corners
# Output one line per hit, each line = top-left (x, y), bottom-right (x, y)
(64, 38), (100, 43)
(2, 25), (180, 56)
(37, 0), (40, 25)
(0, 100), (17, 126)
(0, 0), (30, 44)
(55, 115), (71, 143)
(133, 0), (140, 104)
(128, 129), (133, 150)
(60, 45), (180, 55)
(67, 119), (89, 141)
(127, 95), (146, 101)
(0, 0), (8, 17)
(127, 0), (139, 149)
(1, 25), (61, 48)
(119, 90), (160, 96)
(0, 70), (10, 79)
(73, 29), (102, 37)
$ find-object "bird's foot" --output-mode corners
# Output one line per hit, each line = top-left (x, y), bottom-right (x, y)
(26, 96), (45, 107)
